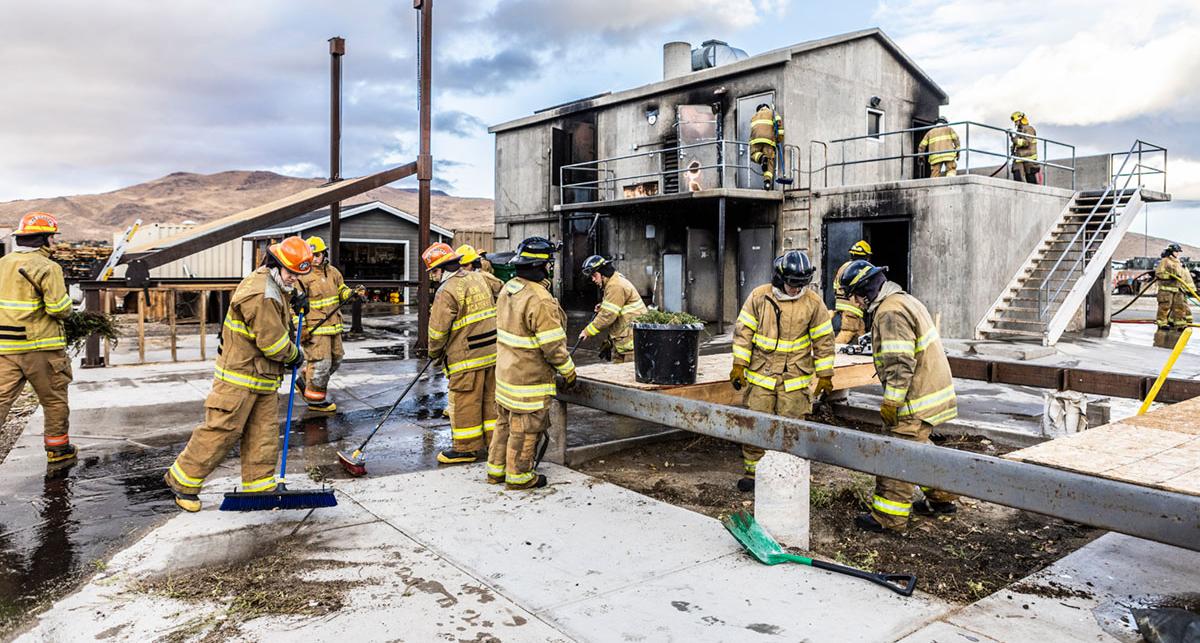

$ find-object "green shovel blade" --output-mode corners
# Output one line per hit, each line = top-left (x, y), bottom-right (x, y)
(722, 511), (812, 566)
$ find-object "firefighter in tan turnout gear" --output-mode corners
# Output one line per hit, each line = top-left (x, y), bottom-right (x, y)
(839, 260), (959, 532)
(1009, 111), (1040, 184)
(457, 244), (503, 296)
(0, 213), (76, 464)
(164, 236), (312, 512)
(576, 255), (647, 363)
(918, 116), (960, 177)
(833, 240), (872, 344)
(750, 103), (784, 189)
(423, 242), (499, 465)
(729, 250), (835, 492)
(297, 236), (362, 413)
(1154, 243), (1195, 344)
(488, 237), (576, 490)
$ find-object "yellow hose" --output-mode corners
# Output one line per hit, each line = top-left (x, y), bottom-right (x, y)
(1139, 328), (1192, 415)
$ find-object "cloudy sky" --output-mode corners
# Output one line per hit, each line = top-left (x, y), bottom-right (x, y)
(2, 0), (1198, 242)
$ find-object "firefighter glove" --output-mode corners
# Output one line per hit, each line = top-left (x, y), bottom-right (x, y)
(814, 376), (834, 398)
(291, 291), (310, 316)
(729, 363), (747, 390)
(353, 284), (367, 298)
(880, 401), (901, 427)
(557, 370), (577, 390)
(286, 346), (306, 370)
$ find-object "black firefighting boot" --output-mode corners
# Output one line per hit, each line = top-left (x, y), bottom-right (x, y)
(913, 498), (957, 515)
(163, 472), (201, 512)
(854, 513), (888, 533)
(737, 477), (755, 493)
(437, 449), (478, 465)
(506, 474), (548, 491)
(45, 444), (78, 464)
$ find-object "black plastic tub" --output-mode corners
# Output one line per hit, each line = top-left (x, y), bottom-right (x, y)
(632, 322), (703, 385)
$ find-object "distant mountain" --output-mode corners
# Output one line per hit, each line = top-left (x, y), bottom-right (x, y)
(1117, 232), (1200, 262)
(0, 171), (490, 242)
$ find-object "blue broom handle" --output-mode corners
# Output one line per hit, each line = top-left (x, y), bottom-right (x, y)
(278, 311), (304, 488)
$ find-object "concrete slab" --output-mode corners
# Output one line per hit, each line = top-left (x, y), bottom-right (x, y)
(904, 532), (1200, 643)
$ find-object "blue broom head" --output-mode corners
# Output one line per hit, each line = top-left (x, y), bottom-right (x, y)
(219, 487), (338, 512)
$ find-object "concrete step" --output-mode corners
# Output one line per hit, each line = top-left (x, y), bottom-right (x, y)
(980, 327), (1044, 339)
(990, 317), (1047, 327)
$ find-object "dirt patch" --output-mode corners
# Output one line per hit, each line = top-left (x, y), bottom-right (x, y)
(579, 432), (1099, 605)
(0, 387), (38, 464)
(136, 534), (372, 641)
(1010, 579), (1095, 600)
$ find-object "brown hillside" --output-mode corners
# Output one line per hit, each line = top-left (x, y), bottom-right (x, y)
(1117, 232), (1200, 261)
(0, 171), (494, 242)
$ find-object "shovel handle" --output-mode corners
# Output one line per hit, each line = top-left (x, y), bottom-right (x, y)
(811, 559), (917, 597)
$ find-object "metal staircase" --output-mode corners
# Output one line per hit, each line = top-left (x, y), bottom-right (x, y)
(977, 141), (1164, 346)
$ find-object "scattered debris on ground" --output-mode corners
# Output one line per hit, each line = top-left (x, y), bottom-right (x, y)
(580, 432), (1099, 604)
(136, 534), (371, 641)
(0, 387), (38, 464)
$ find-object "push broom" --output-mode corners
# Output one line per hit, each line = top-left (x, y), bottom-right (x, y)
(220, 311), (338, 511)
(337, 358), (435, 477)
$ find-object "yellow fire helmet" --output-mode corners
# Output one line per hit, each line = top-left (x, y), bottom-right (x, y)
(306, 236), (328, 254)
(1010, 111), (1026, 123)
(455, 244), (480, 265)
(849, 240), (872, 257)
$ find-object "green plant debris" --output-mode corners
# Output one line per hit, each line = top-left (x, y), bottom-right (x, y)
(63, 311), (120, 355)
(635, 310), (703, 325)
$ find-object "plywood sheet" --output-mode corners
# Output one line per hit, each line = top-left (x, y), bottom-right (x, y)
(1007, 400), (1200, 497)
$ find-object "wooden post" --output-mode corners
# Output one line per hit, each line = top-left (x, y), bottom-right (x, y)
(546, 399), (569, 466)
(102, 289), (111, 366)
(169, 290), (177, 362)
(199, 289), (208, 361)
(137, 289), (146, 364)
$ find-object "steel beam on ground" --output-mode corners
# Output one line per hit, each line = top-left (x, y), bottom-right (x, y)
(947, 355), (1200, 403)
(558, 380), (1200, 552)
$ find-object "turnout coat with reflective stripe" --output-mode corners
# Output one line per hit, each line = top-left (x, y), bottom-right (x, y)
(1156, 255), (1195, 292)
(0, 247), (71, 354)
(299, 263), (351, 336)
(833, 260), (865, 320)
(428, 270), (498, 376)
(495, 277), (575, 413)
(918, 125), (960, 165)
(1011, 122), (1038, 160)
(476, 269), (504, 297)
(216, 267), (299, 393)
(732, 284), (835, 392)
(584, 271), (646, 353)
(869, 282), (957, 425)
(749, 106), (783, 147)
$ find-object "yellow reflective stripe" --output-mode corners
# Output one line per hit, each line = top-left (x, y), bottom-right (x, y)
(884, 385), (908, 403)
(446, 353), (496, 375)
(615, 339), (634, 352)
(924, 134), (957, 145)
(814, 355), (834, 371)
(554, 359), (576, 376)
(0, 299), (43, 310)
(497, 329), (539, 348)
(810, 320), (833, 339)
(262, 333), (290, 357)
(751, 118), (775, 127)
(45, 295), (72, 313)
(737, 310), (759, 331)
(241, 476), (277, 492)
(585, 322), (601, 337)
(313, 324), (343, 336)
(452, 424), (484, 439)
(486, 462), (505, 476)
(749, 137), (775, 146)
(169, 462), (203, 489)
(915, 328), (939, 353)
(338, 284), (352, 298)
(753, 333), (811, 352)
(732, 345), (752, 362)
(310, 295), (339, 309)
(744, 459), (758, 473)
(223, 316), (256, 339)
(899, 386), (956, 416)
(745, 369), (777, 391)
(428, 327), (448, 340)
(925, 407), (959, 425)
(535, 327), (566, 344)
(506, 471), (535, 484)
(872, 495), (911, 516)
(0, 336), (67, 352)
(835, 300), (863, 317)
(214, 366), (281, 392)
(496, 379), (557, 397)
(929, 152), (957, 163)
(878, 340), (915, 355)
(451, 307), (496, 331)
(495, 392), (545, 411)
(484, 419), (496, 431)
(621, 302), (647, 314)
(600, 301), (622, 314)
(782, 374), (814, 392)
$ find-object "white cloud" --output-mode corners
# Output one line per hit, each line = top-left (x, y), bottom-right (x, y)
(1167, 158), (1200, 201)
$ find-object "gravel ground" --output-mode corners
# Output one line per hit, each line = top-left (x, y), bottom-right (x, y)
(0, 387), (38, 464)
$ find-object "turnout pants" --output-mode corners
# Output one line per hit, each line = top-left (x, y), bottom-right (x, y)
(930, 160), (957, 177)
(448, 366), (497, 452)
(166, 381), (280, 495)
(487, 405), (548, 488)
(871, 419), (957, 530)
(750, 142), (777, 180)
(740, 383), (812, 477)
(302, 334), (344, 404)
(0, 349), (72, 451)
(1156, 290), (1191, 329)
(835, 312), (865, 345)
(1011, 161), (1040, 184)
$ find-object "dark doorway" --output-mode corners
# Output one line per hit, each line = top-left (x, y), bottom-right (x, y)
(561, 214), (602, 309)
(822, 218), (910, 309)
(911, 117), (935, 179)
(553, 115), (598, 205)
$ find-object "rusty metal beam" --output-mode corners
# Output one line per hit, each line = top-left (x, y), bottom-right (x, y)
(560, 380), (1200, 551)
(120, 163), (417, 281)
(947, 355), (1200, 403)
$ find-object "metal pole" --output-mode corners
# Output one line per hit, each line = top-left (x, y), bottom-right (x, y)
(328, 37), (345, 269)
(82, 286), (103, 367)
(415, 0), (433, 354)
(716, 197), (726, 334)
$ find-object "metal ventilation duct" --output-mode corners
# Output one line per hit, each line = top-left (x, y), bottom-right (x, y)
(691, 39), (748, 71)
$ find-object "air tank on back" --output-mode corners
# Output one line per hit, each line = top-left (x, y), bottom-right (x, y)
(691, 39), (749, 71)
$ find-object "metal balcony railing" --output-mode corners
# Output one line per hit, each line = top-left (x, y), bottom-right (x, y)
(559, 139), (760, 204)
(806, 120), (1078, 190)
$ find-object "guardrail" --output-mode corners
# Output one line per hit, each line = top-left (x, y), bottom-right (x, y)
(809, 120), (1077, 190)
(559, 139), (758, 204)
(1110, 140), (1167, 194)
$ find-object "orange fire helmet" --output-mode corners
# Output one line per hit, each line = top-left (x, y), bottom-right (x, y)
(422, 242), (459, 271)
(15, 212), (60, 236)
(268, 236), (314, 274)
